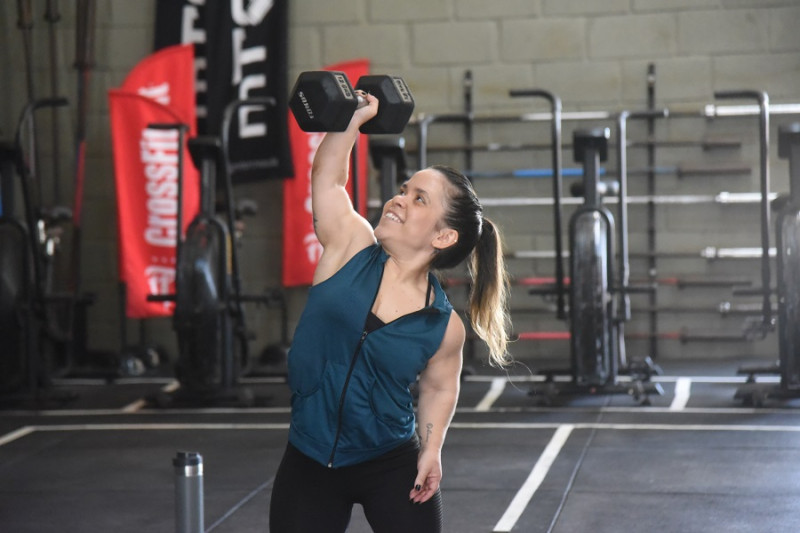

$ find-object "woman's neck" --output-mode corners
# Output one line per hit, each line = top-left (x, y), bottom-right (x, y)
(384, 253), (430, 287)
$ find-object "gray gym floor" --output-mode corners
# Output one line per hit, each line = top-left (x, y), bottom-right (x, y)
(1, 357), (799, 533)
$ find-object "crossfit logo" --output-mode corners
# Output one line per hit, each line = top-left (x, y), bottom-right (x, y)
(138, 82), (171, 106)
(145, 266), (176, 310)
(140, 127), (179, 248)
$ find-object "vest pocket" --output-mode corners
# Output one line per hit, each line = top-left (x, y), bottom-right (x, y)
(369, 379), (413, 430)
(288, 358), (329, 397)
(290, 361), (347, 444)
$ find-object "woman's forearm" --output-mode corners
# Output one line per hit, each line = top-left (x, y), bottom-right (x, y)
(416, 386), (458, 452)
(311, 94), (377, 192)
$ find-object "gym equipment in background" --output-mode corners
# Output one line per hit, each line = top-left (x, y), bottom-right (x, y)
(525, 124), (662, 404)
(568, 128), (618, 386)
(735, 120), (800, 406)
(714, 91), (775, 343)
(148, 98), (285, 407)
(289, 71), (414, 133)
(65, 0), (97, 366)
(368, 136), (408, 211)
(0, 98), (75, 403)
(509, 90), (567, 321)
(44, 0), (64, 205)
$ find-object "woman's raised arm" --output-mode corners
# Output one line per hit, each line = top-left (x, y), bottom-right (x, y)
(310, 93), (379, 283)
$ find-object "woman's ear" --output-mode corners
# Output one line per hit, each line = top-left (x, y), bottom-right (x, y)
(432, 228), (458, 251)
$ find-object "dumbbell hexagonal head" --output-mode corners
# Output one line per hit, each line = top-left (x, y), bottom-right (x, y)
(289, 71), (360, 132)
(355, 75), (415, 134)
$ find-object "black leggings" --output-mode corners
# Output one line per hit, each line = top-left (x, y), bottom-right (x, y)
(269, 438), (443, 533)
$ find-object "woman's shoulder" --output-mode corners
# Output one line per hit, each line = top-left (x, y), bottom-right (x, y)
(445, 309), (466, 341)
(431, 310), (466, 363)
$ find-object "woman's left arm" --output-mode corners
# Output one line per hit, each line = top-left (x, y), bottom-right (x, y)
(410, 311), (465, 504)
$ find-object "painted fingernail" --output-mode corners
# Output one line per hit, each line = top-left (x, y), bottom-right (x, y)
(415, 484), (421, 491)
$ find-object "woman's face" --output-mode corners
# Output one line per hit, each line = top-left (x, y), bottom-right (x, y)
(374, 168), (454, 254)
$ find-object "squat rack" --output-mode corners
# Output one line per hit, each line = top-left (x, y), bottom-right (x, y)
(396, 73), (800, 379)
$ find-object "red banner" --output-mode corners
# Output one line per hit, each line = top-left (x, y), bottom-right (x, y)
(120, 43), (196, 114)
(109, 44), (199, 318)
(282, 59), (370, 287)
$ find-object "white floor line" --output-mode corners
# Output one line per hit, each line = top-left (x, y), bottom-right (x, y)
(0, 426), (35, 447)
(475, 377), (507, 411)
(462, 374), (781, 384)
(450, 422), (800, 432)
(4, 420), (800, 449)
(459, 405), (800, 415)
(670, 377), (692, 411)
(0, 406), (292, 417)
(493, 424), (574, 532)
(33, 423), (290, 432)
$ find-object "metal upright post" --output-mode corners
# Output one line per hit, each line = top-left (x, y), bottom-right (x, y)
(508, 89), (566, 320)
(645, 64), (658, 360)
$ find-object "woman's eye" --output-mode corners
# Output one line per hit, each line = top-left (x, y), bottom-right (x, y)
(416, 195), (424, 203)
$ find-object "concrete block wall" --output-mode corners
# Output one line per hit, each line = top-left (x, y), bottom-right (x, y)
(1, 0), (799, 367)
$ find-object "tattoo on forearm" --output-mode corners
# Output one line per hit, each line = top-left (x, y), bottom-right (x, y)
(425, 423), (433, 443)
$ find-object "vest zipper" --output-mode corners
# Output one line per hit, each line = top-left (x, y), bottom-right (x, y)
(327, 328), (369, 468)
(325, 271), (438, 468)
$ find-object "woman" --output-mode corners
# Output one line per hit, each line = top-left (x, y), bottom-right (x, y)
(269, 92), (510, 532)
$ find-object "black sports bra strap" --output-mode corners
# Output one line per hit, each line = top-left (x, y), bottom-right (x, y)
(425, 276), (433, 307)
(365, 310), (385, 332)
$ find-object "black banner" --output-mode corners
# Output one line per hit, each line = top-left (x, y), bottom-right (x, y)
(155, 0), (293, 182)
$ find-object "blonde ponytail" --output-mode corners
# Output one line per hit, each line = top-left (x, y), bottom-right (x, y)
(428, 166), (512, 367)
(467, 218), (511, 367)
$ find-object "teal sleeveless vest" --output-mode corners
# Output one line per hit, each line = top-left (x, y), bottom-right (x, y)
(287, 244), (453, 468)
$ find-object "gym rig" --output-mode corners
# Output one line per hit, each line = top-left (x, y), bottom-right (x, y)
(393, 69), (800, 407)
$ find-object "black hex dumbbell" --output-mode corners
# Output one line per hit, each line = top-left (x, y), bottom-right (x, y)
(289, 71), (414, 134)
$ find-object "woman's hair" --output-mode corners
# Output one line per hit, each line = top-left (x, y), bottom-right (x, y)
(429, 165), (511, 367)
